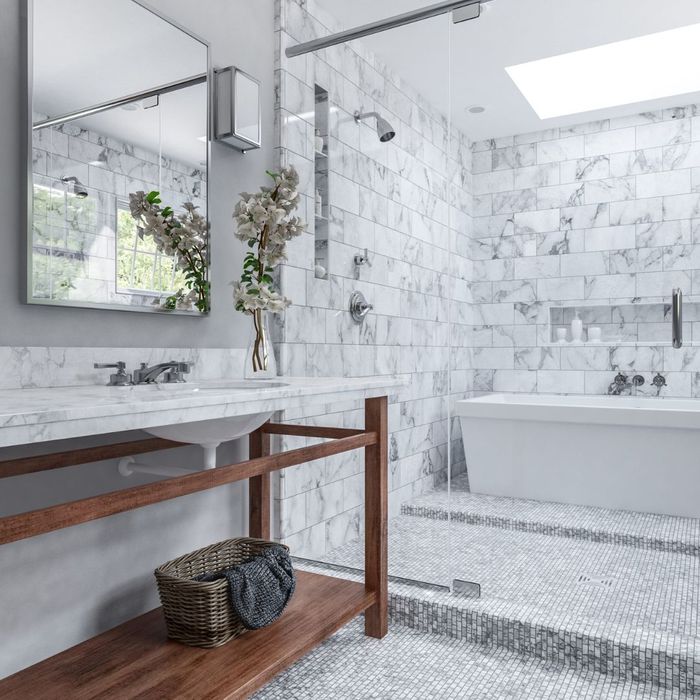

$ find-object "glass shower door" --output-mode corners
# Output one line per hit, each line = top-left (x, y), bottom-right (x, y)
(274, 0), (454, 595)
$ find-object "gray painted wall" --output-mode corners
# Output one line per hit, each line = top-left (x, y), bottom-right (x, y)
(0, 0), (275, 677)
(1, 0), (275, 348)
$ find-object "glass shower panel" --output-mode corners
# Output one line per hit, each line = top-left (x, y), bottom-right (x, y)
(449, 15), (699, 699)
(275, 1), (453, 592)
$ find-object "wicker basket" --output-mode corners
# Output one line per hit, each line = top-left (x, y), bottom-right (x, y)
(155, 537), (287, 648)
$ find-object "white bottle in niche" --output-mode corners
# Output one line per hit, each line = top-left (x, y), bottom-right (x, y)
(570, 311), (583, 343)
(315, 189), (323, 217)
(315, 129), (324, 154)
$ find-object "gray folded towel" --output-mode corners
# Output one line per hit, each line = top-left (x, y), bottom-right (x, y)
(195, 545), (296, 630)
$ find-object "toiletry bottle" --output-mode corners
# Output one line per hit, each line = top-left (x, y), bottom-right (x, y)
(571, 310), (583, 343)
(315, 189), (323, 217)
(315, 129), (324, 154)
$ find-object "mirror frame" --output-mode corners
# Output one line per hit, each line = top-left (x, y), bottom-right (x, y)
(24, 0), (212, 316)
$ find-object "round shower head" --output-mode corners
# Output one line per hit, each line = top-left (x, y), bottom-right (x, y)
(354, 111), (396, 143)
(375, 115), (396, 142)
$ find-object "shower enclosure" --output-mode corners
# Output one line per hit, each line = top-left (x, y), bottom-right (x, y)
(273, 0), (699, 696)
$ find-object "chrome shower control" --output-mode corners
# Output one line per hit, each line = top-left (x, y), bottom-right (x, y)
(349, 291), (373, 323)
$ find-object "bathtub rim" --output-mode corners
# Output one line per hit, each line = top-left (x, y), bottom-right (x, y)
(455, 393), (700, 430)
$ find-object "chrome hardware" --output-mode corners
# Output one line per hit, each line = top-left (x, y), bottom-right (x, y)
(349, 291), (373, 323)
(353, 248), (372, 279)
(652, 373), (667, 388)
(94, 361), (132, 386)
(632, 375), (645, 387)
(134, 361), (191, 384)
(286, 0), (490, 58)
(672, 288), (683, 349)
(607, 373), (630, 396)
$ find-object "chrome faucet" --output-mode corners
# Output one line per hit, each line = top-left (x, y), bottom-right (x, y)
(631, 374), (645, 396)
(133, 361), (191, 384)
(672, 288), (683, 349)
(607, 373), (630, 396)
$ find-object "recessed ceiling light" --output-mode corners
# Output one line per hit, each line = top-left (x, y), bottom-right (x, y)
(506, 23), (700, 120)
(467, 105), (486, 114)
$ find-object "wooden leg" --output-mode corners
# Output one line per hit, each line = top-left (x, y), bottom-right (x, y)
(364, 395), (388, 639)
(248, 428), (271, 539)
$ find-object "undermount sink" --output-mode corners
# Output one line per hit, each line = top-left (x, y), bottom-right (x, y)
(142, 380), (288, 468)
(145, 412), (275, 446)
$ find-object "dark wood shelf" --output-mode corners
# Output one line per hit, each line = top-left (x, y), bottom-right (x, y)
(0, 571), (375, 700)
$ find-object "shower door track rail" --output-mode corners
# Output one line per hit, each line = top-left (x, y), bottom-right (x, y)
(285, 0), (492, 58)
(0, 396), (388, 699)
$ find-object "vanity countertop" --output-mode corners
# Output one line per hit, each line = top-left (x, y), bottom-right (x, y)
(0, 376), (405, 447)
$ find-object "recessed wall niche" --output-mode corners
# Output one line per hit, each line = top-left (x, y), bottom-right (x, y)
(313, 84), (329, 280)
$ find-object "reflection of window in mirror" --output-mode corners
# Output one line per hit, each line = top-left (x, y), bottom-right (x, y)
(31, 179), (94, 301)
(115, 200), (187, 297)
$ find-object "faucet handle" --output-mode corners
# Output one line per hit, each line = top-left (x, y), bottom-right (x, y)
(94, 361), (132, 386)
(163, 361), (192, 384)
(353, 248), (372, 267)
(613, 372), (628, 386)
(652, 372), (667, 388)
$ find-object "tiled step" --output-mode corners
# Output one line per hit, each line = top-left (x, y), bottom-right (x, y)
(314, 515), (700, 695)
(401, 478), (700, 556)
(254, 617), (692, 700)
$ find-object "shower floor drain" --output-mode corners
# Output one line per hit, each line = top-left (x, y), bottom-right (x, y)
(578, 574), (614, 588)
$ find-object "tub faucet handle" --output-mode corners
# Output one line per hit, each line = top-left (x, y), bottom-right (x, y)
(652, 373), (667, 388)
(613, 373), (628, 387)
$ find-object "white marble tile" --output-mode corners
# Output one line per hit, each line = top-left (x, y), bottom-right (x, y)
(636, 171), (691, 199)
(537, 136), (584, 163)
(584, 225), (636, 251)
(537, 370), (585, 394)
(636, 119), (691, 149)
(584, 177), (635, 204)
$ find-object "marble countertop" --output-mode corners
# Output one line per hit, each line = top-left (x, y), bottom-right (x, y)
(0, 376), (405, 447)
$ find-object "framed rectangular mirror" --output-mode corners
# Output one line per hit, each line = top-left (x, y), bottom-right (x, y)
(27, 0), (210, 314)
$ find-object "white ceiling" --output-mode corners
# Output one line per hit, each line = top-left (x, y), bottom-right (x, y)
(315, 0), (700, 140)
(33, 0), (207, 165)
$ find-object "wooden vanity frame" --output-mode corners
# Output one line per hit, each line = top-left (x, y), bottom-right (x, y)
(0, 396), (388, 699)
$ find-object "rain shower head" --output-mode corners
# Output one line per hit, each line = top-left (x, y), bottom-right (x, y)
(354, 111), (396, 142)
(60, 175), (88, 199)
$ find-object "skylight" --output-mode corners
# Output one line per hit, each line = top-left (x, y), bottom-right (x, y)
(506, 23), (700, 120)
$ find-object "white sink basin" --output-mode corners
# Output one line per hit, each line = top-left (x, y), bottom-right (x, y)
(146, 412), (274, 445)
(142, 380), (288, 467)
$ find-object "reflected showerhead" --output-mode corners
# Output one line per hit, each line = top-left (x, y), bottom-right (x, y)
(61, 175), (88, 199)
(354, 110), (396, 143)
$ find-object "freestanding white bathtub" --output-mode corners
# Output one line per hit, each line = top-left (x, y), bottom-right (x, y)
(456, 393), (700, 518)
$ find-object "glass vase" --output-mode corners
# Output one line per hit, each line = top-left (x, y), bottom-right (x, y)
(245, 309), (277, 379)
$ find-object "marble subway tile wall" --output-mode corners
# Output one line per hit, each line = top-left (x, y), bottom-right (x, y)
(471, 105), (700, 398)
(274, 0), (473, 557)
